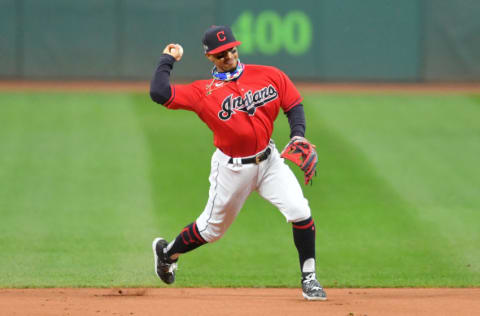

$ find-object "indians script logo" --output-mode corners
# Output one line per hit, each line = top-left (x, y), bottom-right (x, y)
(218, 85), (278, 121)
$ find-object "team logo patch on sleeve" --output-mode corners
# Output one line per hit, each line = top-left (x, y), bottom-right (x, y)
(218, 85), (278, 121)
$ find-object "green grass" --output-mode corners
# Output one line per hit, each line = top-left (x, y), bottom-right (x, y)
(0, 91), (479, 288)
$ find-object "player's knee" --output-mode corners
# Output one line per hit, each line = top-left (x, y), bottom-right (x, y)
(285, 203), (311, 223)
(290, 212), (311, 223)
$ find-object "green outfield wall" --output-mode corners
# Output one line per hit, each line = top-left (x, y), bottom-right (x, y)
(0, 0), (479, 81)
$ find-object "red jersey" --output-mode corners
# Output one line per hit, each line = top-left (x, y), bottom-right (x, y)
(164, 64), (302, 157)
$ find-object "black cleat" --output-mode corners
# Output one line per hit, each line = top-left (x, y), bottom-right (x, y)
(302, 272), (327, 301)
(152, 238), (178, 284)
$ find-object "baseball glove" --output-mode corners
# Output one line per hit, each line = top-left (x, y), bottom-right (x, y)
(280, 136), (318, 185)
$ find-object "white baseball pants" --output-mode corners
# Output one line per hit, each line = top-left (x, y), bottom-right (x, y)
(196, 140), (311, 243)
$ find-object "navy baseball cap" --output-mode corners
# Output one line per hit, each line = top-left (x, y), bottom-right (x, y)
(202, 25), (242, 55)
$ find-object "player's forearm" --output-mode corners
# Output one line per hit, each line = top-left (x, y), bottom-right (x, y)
(150, 54), (176, 105)
(286, 104), (306, 138)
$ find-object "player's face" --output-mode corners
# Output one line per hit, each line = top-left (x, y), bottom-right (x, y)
(206, 47), (239, 72)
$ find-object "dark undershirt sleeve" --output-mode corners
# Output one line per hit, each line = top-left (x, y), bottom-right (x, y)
(285, 104), (306, 138)
(149, 54), (176, 105)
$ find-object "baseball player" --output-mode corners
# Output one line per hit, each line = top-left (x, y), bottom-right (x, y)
(150, 25), (326, 301)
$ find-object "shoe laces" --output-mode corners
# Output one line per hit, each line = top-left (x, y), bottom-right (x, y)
(168, 262), (178, 273)
(160, 255), (177, 274)
(303, 272), (316, 282)
(303, 273), (322, 291)
(160, 247), (178, 272)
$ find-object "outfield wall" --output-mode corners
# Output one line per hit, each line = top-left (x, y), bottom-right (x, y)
(0, 0), (479, 81)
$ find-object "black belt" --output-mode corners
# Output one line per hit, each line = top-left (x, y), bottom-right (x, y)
(228, 147), (271, 165)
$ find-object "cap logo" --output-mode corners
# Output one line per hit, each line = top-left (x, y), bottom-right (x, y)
(216, 31), (226, 42)
(203, 25), (241, 54)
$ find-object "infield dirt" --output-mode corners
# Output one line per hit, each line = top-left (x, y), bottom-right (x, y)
(1, 288), (480, 316)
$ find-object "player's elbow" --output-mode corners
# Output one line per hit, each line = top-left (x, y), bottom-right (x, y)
(150, 90), (170, 105)
(149, 90), (167, 105)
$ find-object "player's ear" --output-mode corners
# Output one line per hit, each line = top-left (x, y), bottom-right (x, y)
(205, 54), (215, 62)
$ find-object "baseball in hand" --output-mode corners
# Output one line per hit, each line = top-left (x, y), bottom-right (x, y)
(170, 44), (183, 61)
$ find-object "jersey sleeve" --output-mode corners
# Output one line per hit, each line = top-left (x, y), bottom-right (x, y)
(164, 82), (203, 112)
(275, 68), (303, 112)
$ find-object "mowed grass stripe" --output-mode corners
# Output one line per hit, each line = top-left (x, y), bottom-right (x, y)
(133, 93), (477, 287)
(297, 115), (451, 286)
(0, 92), (158, 287)
(305, 93), (480, 285)
(1, 92), (478, 287)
